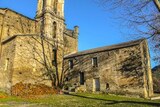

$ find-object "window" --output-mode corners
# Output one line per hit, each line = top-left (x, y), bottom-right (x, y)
(53, 1), (57, 13)
(53, 22), (57, 38)
(69, 60), (73, 69)
(80, 72), (85, 85)
(92, 57), (98, 67)
(52, 48), (57, 66)
(4, 58), (9, 71)
(52, 60), (56, 66)
(66, 77), (69, 81)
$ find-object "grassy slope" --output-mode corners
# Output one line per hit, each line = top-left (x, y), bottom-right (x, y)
(0, 93), (160, 107)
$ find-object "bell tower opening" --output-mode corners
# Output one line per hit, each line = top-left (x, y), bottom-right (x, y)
(52, 0), (57, 13)
(36, 0), (64, 38)
(53, 22), (57, 38)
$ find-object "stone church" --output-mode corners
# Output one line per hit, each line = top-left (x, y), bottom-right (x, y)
(0, 0), (153, 98)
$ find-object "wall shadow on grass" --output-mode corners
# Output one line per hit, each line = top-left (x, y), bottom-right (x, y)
(67, 94), (160, 106)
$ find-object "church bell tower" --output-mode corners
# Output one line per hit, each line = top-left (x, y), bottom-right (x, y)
(36, 0), (65, 85)
(36, 0), (64, 38)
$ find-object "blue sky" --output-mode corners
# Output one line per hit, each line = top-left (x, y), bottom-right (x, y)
(0, 0), (157, 67)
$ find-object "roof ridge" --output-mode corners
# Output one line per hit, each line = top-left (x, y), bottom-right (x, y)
(0, 8), (35, 21)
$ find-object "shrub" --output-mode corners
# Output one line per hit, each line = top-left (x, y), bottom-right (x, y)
(11, 82), (58, 97)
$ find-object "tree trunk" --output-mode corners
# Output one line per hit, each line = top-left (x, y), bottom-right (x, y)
(153, 0), (160, 12)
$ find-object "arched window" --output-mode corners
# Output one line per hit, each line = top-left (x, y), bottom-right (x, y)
(53, 0), (57, 13)
(53, 22), (57, 38)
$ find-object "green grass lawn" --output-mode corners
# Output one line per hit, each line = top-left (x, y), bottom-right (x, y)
(0, 93), (160, 107)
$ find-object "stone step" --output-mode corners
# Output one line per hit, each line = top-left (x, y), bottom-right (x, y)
(150, 96), (160, 100)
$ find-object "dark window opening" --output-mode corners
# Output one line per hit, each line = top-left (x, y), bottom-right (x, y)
(52, 60), (56, 66)
(53, 22), (57, 38)
(106, 83), (110, 93)
(52, 48), (57, 66)
(53, 1), (57, 13)
(66, 77), (69, 81)
(92, 57), (98, 67)
(80, 72), (85, 85)
(69, 60), (73, 69)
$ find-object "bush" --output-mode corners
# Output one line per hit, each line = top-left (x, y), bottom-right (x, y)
(11, 82), (58, 97)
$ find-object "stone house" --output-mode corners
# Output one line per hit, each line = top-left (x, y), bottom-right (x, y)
(64, 39), (153, 98)
(0, 0), (153, 98)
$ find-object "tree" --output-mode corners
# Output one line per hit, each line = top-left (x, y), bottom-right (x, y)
(96, 0), (160, 63)
(153, 0), (160, 12)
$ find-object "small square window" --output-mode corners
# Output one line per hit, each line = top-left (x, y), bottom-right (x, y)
(92, 57), (98, 67)
(69, 60), (73, 69)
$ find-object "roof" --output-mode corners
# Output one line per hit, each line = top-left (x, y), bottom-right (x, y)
(0, 8), (35, 21)
(64, 38), (145, 59)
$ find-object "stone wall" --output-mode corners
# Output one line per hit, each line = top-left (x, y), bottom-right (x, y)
(63, 39), (153, 98)
(0, 13), (4, 37)
(0, 8), (39, 93)
(0, 8), (37, 41)
(64, 34), (78, 55)
(0, 34), (56, 94)
(0, 38), (16, 93)
(0, 13), (4, 58)
(0, 8), (38, 64)
(12, 35), (53, 87)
